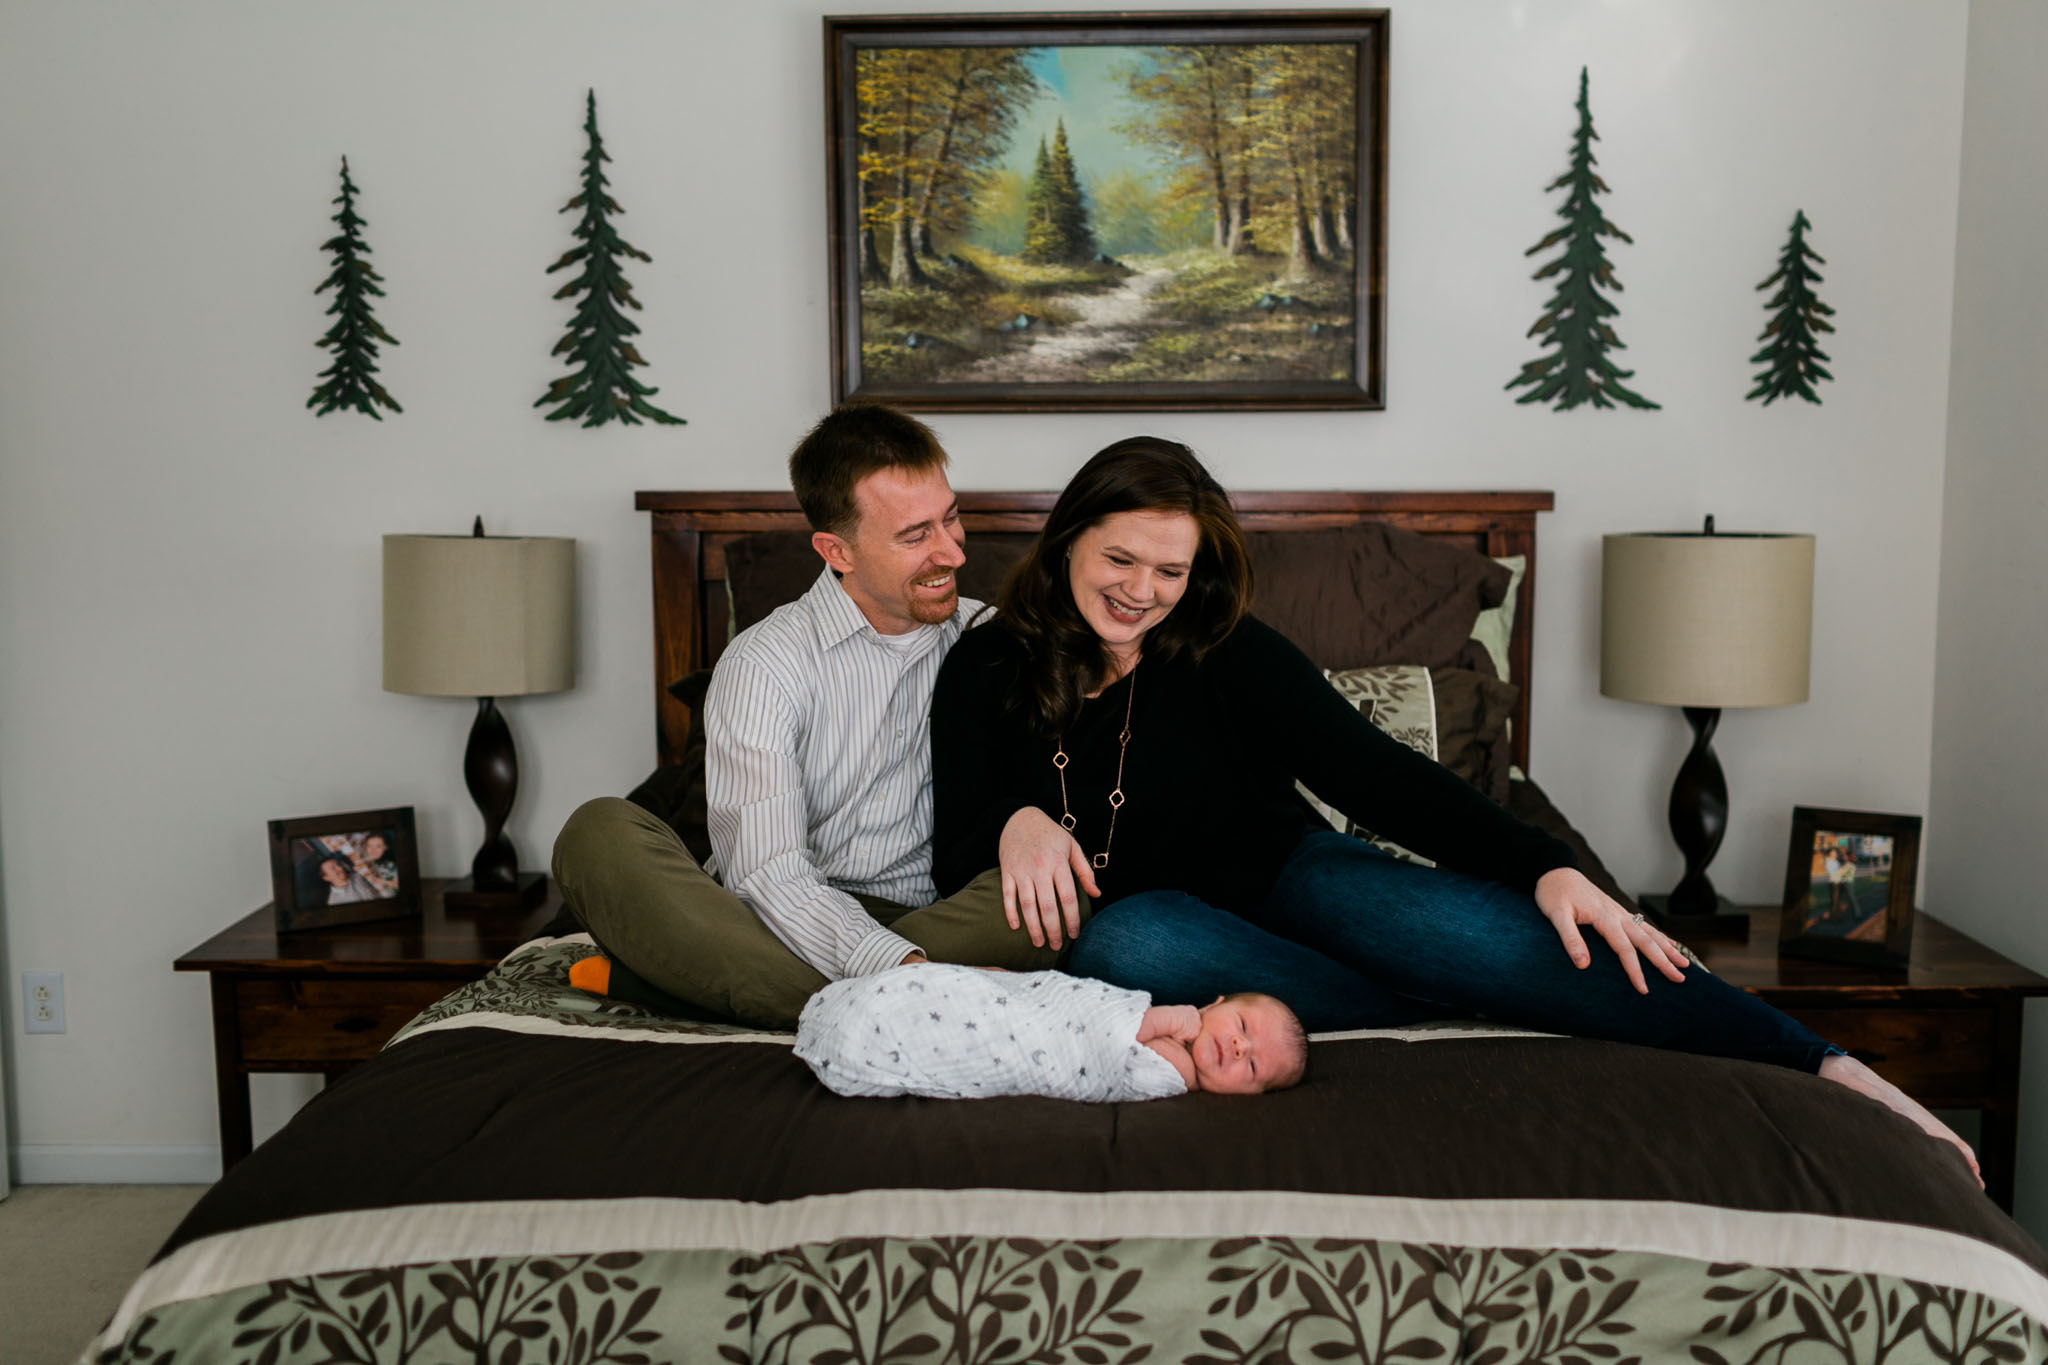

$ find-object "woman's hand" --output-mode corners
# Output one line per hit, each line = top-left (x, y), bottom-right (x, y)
(998, 807), (1101, 951)
(1533, 867), (1690, 993)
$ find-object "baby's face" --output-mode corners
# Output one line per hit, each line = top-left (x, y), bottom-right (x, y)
(1190, 995), (1304, 1095)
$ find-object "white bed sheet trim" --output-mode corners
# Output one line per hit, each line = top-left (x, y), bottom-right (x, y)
(392, 1008), (1554, 1051)
(96, 1187), (2048, 1352)
(393, 1010), (797, 1048)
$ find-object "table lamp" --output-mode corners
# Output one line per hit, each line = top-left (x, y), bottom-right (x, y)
(383, 519), (575, 910)
(1601, 518), (1813, 938)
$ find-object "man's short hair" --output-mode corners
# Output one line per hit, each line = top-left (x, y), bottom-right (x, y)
(788, 404), (949, 538)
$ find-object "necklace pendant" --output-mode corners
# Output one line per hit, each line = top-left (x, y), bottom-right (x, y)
(1092, 852), (1109, 870)
(1052, 750), (1069, 770)
(1060, 814), (1078, 831)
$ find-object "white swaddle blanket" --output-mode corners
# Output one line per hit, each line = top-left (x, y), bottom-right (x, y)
(795, 964), (1189, 1102)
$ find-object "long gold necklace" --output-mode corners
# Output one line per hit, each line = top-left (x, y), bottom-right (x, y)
(1053, 668), (1136, 871)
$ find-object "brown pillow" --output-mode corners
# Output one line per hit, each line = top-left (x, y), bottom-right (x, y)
(724, 531), (1037, 633)
(625, 670), (713, 864)
(724, 535), (823, 635)
(1430, 666), (1517, 804)
(1506, 775), (1640, 914)
(1248, 523), (1512, 671)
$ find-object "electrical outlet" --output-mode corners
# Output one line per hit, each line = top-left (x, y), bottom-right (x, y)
(23, 971), (65, 1034)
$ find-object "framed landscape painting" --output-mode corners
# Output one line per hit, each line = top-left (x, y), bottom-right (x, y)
(825, 11), (1388, 412)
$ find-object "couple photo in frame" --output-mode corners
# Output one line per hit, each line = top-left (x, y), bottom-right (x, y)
(1778, 806), (1920, 971)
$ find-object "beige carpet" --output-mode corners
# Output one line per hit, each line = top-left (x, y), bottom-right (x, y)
(0, 1184), (209, 1365)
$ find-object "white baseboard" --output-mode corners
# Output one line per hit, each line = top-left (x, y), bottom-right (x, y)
(12, 1144), (221, 1185)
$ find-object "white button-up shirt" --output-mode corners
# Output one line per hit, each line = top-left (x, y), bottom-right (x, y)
(704, 567), (983, 979)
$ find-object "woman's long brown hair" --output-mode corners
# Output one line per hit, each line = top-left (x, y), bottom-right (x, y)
(995, 437), (1252, 737)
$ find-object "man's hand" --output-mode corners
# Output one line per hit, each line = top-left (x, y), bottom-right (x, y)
(998, 807), (1100, 951)
(1533, 867), (1690, 994)
(898, 951), (929, 966)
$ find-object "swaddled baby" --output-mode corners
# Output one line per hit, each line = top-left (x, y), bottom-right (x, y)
(794, 963), (1307, 1101)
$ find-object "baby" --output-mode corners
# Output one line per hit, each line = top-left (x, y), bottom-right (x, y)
(794, 963), (1307, 1102)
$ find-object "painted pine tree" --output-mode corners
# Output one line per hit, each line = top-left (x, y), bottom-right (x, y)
(536, 90), (684, 427)
(1023, 121), (1094, 264)
(1747, 211), (1835, 405)
(1023, 136), (1060, 264)
(1506, 68), (1659, 411)
(1049, 120), (1095, 263)
(308, 157), (401, 419)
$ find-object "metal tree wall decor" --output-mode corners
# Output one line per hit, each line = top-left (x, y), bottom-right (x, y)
(1747, 210), (1835, 405)
(309, 157), (402, 419)
(1506, 68), (1659, 412)
(537, 90), (685, 428)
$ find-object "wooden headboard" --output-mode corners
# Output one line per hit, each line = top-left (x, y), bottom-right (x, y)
(635, 490), (1555, 772)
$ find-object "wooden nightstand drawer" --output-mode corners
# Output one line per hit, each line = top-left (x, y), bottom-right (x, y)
(234, 979), (457, 1064)
(1781, 1006), (1998, 1102)
(178, 880), (564, 1168)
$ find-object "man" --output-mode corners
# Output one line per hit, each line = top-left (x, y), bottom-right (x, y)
(553, 404), (1061, 1029)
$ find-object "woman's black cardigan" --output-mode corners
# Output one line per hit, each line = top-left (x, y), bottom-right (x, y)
(930, 615), (1577, 917)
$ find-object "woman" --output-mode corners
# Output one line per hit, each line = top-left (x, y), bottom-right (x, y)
(356, 832), (400, 898)
(930, 437), (1976, 1175)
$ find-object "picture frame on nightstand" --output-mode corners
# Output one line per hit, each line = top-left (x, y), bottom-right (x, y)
(1777, 806), (1920, 970)
(267, 805), (422, 933)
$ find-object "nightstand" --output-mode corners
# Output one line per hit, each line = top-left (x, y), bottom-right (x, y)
(176, 877), (564, 1169)
(1693, 906), (2048, 1212)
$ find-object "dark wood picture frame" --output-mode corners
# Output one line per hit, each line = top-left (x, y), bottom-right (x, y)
(268, 806), (423, 934)
(1778, 806), (1921, 970)
(824, 10), (1389, 412)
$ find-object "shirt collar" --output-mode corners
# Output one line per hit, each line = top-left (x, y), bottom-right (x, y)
(803, 565), (951, 656)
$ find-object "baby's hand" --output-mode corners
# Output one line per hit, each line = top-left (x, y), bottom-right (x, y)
(1137, 1003), (1202, 1045)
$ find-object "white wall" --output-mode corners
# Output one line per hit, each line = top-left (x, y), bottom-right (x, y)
(1931, 0), (2048, 1233)
(0, 1), (1972, 1180)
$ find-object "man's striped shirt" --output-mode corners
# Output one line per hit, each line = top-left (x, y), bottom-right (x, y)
(704, 566), (984, 979)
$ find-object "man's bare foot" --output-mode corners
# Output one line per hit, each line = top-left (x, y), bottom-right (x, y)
(1819, 1054), (1983, 1186)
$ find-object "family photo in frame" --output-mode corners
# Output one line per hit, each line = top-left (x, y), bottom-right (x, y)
(825, 10), (1388, 412)
(1778, 806), (1921, 970)
(267, 806), (422, 933)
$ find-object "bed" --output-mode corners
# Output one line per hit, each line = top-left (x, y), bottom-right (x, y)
(89, 490), (2047, 1365)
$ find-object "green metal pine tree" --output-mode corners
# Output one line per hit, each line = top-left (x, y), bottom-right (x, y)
(1506, 68), (1659, 411)
(1747, 211), (1835, 405)
(536, 90), (684, 427)
(309, 157), (401, 419)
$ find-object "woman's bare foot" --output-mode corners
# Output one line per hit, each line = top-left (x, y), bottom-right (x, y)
(1819, 1054), (1983, 1186)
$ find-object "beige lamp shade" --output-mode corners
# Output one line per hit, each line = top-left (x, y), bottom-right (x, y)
(1601, 531), (1814, 709)
(383, 534), (576, 697)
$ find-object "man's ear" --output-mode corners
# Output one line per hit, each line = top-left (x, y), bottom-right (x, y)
(812, 529), (856, 576)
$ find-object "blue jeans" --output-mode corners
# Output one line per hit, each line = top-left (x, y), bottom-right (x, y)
(1067, 831), (1840, 1073)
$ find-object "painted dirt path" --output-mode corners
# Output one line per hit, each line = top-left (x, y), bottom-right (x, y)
(957, 267), (1175, 383)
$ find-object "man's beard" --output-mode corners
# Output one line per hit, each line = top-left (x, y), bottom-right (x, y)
(906, 583), (958, 625)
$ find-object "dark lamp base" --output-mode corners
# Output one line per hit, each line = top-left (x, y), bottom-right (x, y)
(444, 872), (549, 913)
(1637, 893), (1751, 942)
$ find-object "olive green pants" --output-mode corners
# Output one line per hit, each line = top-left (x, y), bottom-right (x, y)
(552, 797), (1073, 1030)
